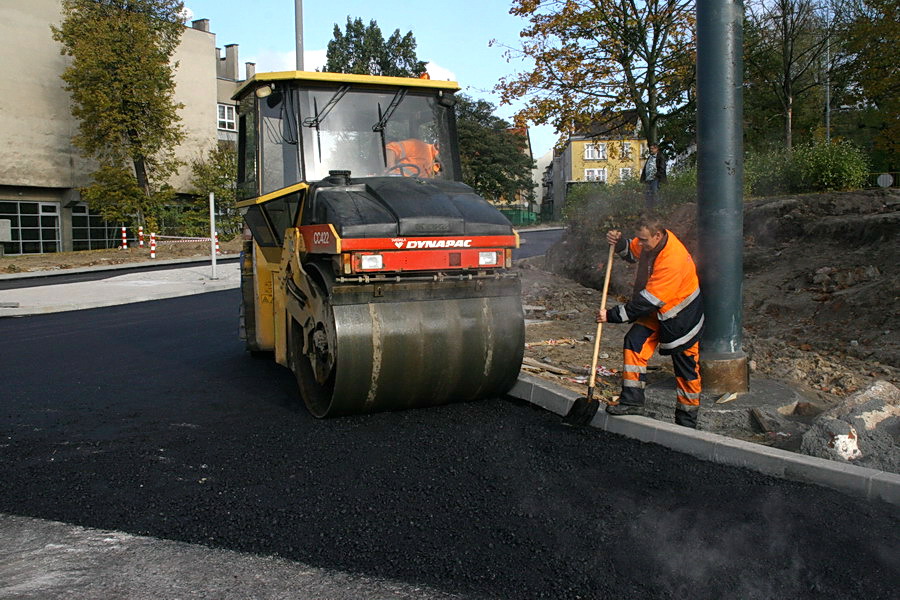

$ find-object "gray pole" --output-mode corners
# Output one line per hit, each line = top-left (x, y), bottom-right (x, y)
(696, 0), (748, 392)
(295, 0), (304, 70)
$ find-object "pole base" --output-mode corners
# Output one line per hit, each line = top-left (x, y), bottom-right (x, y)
(700, 352), (749, 395)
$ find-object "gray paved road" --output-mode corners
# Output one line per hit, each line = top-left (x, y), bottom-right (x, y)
(1, 291), (897, 599)
(515, 228), (564, 260)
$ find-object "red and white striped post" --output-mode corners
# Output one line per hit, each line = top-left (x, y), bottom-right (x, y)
(120, 226), (127, 250)
(215, 232), (221, 255)
(138, 226), (144, 248)
(150, 232), (156, 259)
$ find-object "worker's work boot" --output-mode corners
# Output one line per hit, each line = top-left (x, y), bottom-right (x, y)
(675, 407), (698, 429)
(606, 403), (644, 416)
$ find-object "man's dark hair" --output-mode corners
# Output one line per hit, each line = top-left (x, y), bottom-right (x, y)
(636, 214), (665, 235)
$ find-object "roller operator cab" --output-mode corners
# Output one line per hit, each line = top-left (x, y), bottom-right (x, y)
(235, 71), (524, 417)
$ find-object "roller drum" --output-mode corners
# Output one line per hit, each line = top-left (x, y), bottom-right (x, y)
(293, 276), (524, 417)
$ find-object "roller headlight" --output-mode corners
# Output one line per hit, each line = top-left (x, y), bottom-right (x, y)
(478, 251), (499, 266)
(360, 254), (384, 270)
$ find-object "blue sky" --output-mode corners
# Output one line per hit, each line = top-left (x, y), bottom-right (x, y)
(183, 0), (557, 158)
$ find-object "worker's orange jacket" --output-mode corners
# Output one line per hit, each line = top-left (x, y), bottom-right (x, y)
(606, 229), (704, 354)
(385, 139), (441, 177)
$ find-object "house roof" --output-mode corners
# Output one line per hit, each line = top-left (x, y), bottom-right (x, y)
(572, 110), (640, 139)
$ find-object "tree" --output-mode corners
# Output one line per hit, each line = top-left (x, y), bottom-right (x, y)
(744, 0), (842, 149)
(455, 95), (536, 204)
(185, 143), (240, 238)
(840, 0), (899, 163)
(325, 17), (427, 77)
(493, 0), (696, 146)
(52, 0), (186, 227)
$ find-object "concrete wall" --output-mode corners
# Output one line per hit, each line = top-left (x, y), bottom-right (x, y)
(170, 26), (218, 190)
(0, 1), (232, 195)
(0, 1), (240, 253)
(0, 0), (93, 191)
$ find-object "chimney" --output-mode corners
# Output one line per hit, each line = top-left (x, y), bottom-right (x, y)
(245, 62), (256, 80)
(191, 19), (210, 32)
(224, 44), (239, 81)
(215, 47), (224, 78)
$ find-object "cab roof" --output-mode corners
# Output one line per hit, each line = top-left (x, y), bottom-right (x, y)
(233, 70), (461, 101)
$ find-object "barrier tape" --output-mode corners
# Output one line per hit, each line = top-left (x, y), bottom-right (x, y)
(156, 238), (212, 244)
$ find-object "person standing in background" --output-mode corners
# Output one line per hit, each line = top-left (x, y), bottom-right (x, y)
(640, 143), (667, 211)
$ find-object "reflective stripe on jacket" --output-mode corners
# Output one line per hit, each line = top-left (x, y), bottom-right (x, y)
(608, 230), (704, 354)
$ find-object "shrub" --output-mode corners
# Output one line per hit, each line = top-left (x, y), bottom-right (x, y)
(789, 140), (869, 192)
(663, 166), (698, 205)
(745, 148), (792, 196)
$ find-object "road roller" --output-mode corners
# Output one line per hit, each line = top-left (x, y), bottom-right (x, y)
(235, 71), (524, 417)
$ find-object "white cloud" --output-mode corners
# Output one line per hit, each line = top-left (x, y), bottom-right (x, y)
(245, 48), (326, 73)
(426, 61), (456, 82)
(304, 49), (326, 72)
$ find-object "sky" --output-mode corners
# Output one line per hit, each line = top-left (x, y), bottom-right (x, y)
(183, 0), (557, 159)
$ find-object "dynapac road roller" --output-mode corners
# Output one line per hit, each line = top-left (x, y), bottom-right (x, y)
(235, 71), (524, 417)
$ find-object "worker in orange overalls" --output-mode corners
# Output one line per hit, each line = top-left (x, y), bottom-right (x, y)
(597, 216), (704, 428)
(384, 138), (442, 178)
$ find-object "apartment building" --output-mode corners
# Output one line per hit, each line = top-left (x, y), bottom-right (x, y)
(0, 1), (250, 254)
(542, 112), (647, 221)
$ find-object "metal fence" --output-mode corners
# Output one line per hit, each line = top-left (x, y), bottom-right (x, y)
(499, 209), (540, 227)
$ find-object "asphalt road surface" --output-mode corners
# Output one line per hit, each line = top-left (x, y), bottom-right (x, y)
(514, 228), (563, 260)
(1, 291), (897, 599)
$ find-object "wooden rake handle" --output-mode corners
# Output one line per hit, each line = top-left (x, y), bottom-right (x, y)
(588, 244), (616, 393)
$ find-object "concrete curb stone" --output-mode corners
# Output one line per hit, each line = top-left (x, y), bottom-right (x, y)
(509, 372), (900, 506)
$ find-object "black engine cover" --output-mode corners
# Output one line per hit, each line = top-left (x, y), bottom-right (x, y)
(305, 176), (513, 238)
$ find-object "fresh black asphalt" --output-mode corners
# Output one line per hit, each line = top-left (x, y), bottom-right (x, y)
(1, 291), (897, 599)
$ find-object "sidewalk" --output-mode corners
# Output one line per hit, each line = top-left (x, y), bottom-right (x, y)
(0, 259), (239, 317)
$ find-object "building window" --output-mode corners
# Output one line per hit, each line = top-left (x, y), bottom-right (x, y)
(583, 143), (607, 160)
(0, 201), (60, 255)
(619, 167), (634, 181)
(620, 142), (632, 160)
(218, 103), (236, 131)
(585, 168), (607, 182)
(71, 203), (129, 251)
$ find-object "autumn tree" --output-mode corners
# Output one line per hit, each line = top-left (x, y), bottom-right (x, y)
(455, 95), (536, 203)
(839, 0), (899, 163)
(494, 0), (695, 146)
(325, 17), (427, 77)
(744, 0), (843, 149)
(52, 0), (185, 227)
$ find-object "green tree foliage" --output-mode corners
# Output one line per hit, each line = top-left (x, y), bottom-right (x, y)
(790, 140), (869, 191)
(455, 95), (536, 203)
(840, 0), (899, 164)
(494, 0), (696, 146)
(184, 144), (241, 239)
(51, 0), (186, 227)
(744, 0), (839, 149)
(325, 17), (427, 77)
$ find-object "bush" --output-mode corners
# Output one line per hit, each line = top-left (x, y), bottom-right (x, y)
(663, 166), (698, 205)
(745, 148), (792, 196)
(789, 140), (869, 192)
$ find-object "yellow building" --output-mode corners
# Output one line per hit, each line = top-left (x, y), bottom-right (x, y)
(542, 112), (647, 220)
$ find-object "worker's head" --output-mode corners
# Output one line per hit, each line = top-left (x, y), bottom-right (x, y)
(648, 143), (659, 155)
(635, 215), (665, 251)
